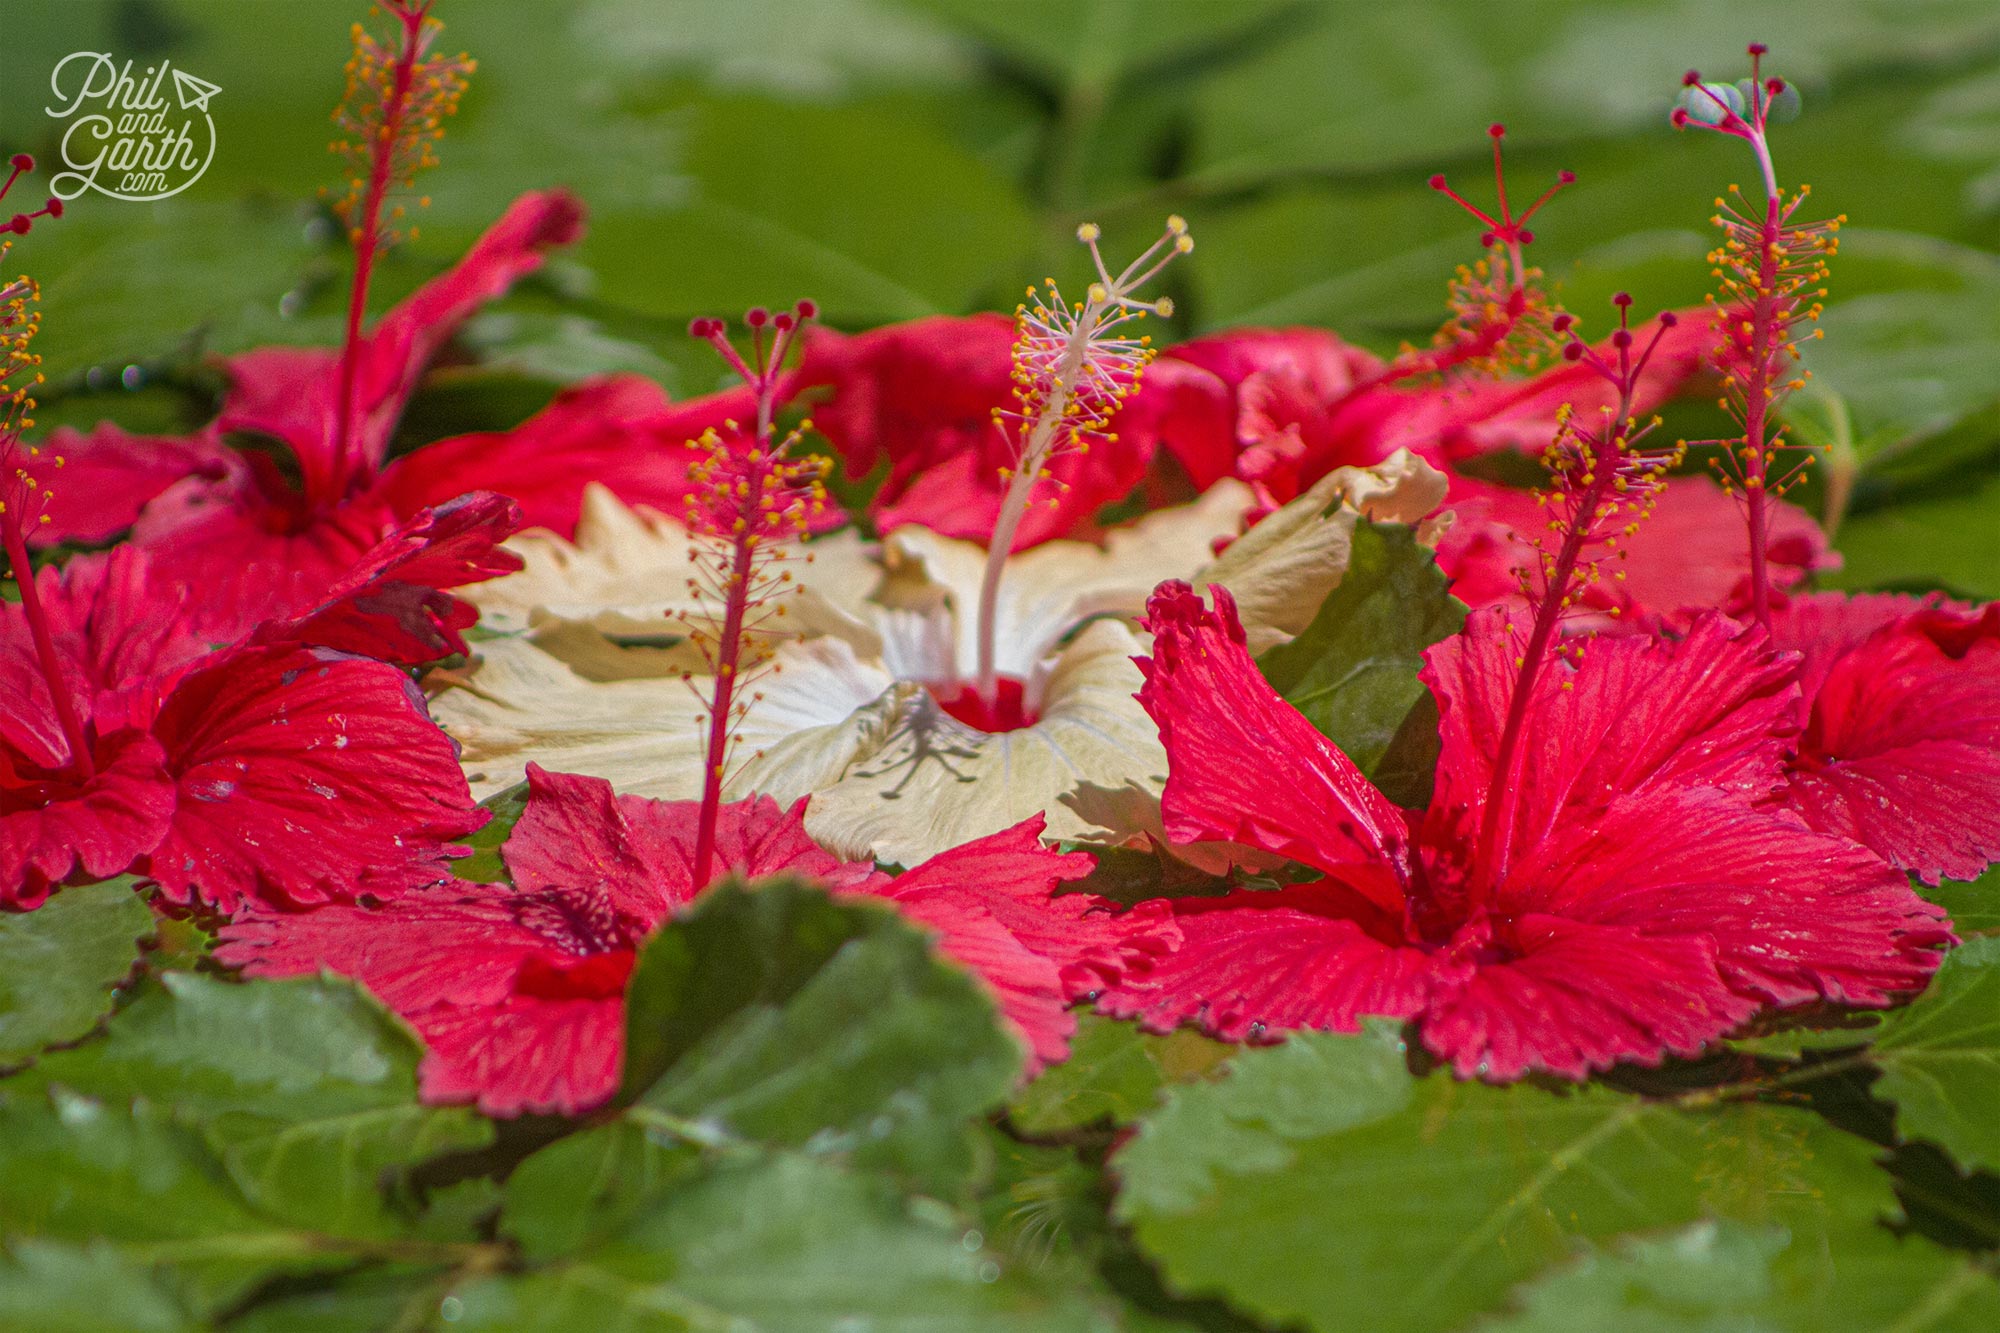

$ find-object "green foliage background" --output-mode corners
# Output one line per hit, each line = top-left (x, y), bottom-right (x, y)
(4, 0), (1999, 595)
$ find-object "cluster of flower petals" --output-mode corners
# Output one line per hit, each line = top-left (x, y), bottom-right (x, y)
(219, 765), (1176, 1116)
(1092, 582), (1949, 1080)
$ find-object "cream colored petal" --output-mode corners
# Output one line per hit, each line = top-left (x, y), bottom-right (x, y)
(799, 619), (1167, 866)
(1196, 448), (1447, 653)
(471, 482), (881, 654)
(1062, 780), (1288, 877)
(881, 479), (1255, 677)
(432, 629), (898, 803)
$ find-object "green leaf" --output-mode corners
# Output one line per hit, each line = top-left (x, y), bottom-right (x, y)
(455, 781), (530, 885)
(1927, 868), (2000, 935)
(20, 973), (492, 1236)
(1479, 1218), (2000, 1333)
(618, 877), (1023, 1185)
(0, 878), (152, 1067)
(1868, 937), (2000, 1176)
(472, 1148), (1110, 1332)
(0, 1089), (327, 1314)
(1115, 1027), (1985, 1333)
(1478, 1220), (1788, 1333)
(1256, 521), (1465, 777)
(1010, 1013), (1234, 1135)
(1829, 463), (2000, 599)
(0, 1241), (201, 1333)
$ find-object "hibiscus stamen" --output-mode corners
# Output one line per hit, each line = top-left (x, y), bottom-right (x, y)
(1392, 126), (1576, 383)
(972, 218), (1191, 704)
(327, 0), (472, 505)
(1476, 295), (1686, 883)
(1, 154), (64, 236)
(1673, 43), (1836, 630)
(0, 271), (93, 781)
(680, 302), (830, 889)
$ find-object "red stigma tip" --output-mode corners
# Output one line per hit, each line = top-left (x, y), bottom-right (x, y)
(8, 154), (31, 172)
(1563, 342), (1585, 361)
(744, 307), (770, 328)
(1552, 313), (1575, 333)
(773, 313), (794, 332)
(43, 198), (61, 219)
(1429, 173), (1448, 190)
(1612, 329), (1633, 349)
(1659, 311), (1679, 328)
(6, 215), (28, 235)
(1766, 77), (1785, 94)
(1612, 291), (1633, 308)
(1558, 169), (1577, 184)
(1671, 108), (1691, 128)
(795, 299), (818, 319)
(688, 317), (716, 338)
(1517, 228), (1535, 245)
(1683, 70), (1702, 86)
(1480, 233), (1497, 248)
(1488, 122), (1506, 139)
(1748, 42), (1768, 56)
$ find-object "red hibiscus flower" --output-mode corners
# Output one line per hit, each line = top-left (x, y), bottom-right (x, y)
(1772, 592), (2000, 885)
(792, 314), (1225, 549)
(1433, 474), (1835, 630)
(38, 193), (585, 641)
(218, 765), (1176, 1116)
(1094, 583), (1947, 1080)
(1142, 319), (1710, 512)
(0, 509), (496, 912)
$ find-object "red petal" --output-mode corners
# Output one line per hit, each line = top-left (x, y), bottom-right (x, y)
(131, 487), (398, 644)
(1436, 475), (1834, 628)
(216, 874), (630, 1117)
(1418, 913), (1752, 1080)
(0, 549), (210, 760)
(259, 492), (524, 664)
(0, 732), (174, 908)
(1094, 884), (1435, 1043)
(1154, 327), (1387, 494)
(875, 816), (1157, 1000)
(376, 375), (762, 537)
(1139, 581), (1417, 914)
(218, 190), (584, 496)
(1424, 609), (1797, 869)
(25, 423), (236, 549)
(1377, 311), (1709, 463)
(1781, 598), (2000, 883)
(504, 765), (879, 928)
(412, 992), (625, 1117)
(796, 314), (1164, 548)
(144, 645), (485, 912)
(217, 882), (547, 1012)
(1506, 786), (1949, 1012)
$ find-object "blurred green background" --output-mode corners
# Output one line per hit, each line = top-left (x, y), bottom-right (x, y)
(3, 0), (1998, 595)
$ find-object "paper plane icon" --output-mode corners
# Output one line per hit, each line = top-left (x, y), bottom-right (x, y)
(171, 68), (221, 113)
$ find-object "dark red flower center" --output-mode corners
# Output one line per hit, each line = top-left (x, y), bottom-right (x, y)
(930, 676), (1039, 732)
(514, 948), (636, 1000)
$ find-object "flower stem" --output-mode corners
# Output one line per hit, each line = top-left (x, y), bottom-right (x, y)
(1738, 187), (1785, 634)
(1, 512), (92, 780)
(1475, 446), (1619, 884)
(691, 377), (779, 891)
(330, 5), (425, 505)
(974, 300), (1096, 702)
